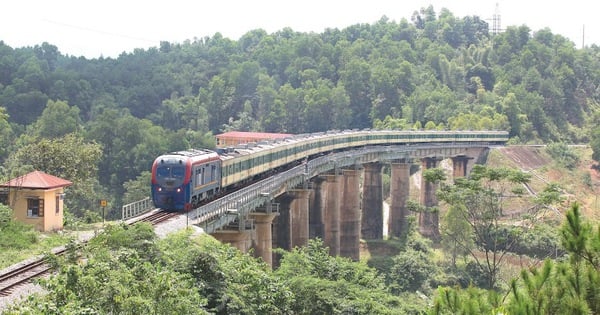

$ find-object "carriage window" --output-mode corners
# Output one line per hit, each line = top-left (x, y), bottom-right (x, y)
(196, 168), (203, 184)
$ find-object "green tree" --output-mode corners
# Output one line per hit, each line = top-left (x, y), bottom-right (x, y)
(7, 133), (103, 216)
(199, 75), (235, 133)
(302, 78), (348, 132)
(86, 109), (183, 216)
(3, 89), (49, 126)
(590, 126), (600, 163)
(161, 232), (294, 314)
(546, 142), (580, 169)
(436, 165), (538, 289)
(466, 63), (494, 93)
(369, 60), (407, 121)
(424, 120), (437, 130)
(340, 58), (372, 129)
(122, 171), (151, 204)
(388, 246), (437, 294)
(156, 95), (208, 132)
(431, 206), (594, 314)
(27, 99), (82, 139)
(373, 115), (411, 130)
(278, 83), (305, 133)
(276, 239), (406, 314)
(441, 202), (474, 267)
(422, 167), (447, 239)
(500, 92), (523, 138)
(0, 106), (13, 163)
(221, 100), (260, 132)
(429, 286), (502, 315)
(505, 203), (600, 314)
(256, 73), (286, 132)
(7, 223), (207, 314)
(9, 133), (101, 183)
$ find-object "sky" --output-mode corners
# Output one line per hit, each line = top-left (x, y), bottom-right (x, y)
(1, 0), (597, 59)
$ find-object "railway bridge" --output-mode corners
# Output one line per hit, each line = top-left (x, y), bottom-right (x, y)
(150, 142), (493, 267)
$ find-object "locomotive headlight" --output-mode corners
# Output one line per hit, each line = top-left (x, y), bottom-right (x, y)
(176, 188), (182, 193)
(157, 187), (162, 192)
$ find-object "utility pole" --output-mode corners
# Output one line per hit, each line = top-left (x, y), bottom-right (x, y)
(492, 3), (501, 35)
(582, 24), (585, 49)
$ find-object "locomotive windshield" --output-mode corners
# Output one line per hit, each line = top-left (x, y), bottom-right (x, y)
(156, 166), (185, 179)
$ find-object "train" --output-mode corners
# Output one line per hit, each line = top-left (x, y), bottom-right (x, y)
(151, 129), (509, 211)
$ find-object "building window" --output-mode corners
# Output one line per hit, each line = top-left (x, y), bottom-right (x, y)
(27, 198), (44, 217)
(0, 192), (7, 205)
(55, 195), (60, 214)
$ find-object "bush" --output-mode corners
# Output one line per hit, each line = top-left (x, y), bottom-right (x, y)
(0, 220), (39, 249)
(0, 204), (12, 227)
(388, 248), (437, 293)
(546, 142), (579, 169)
(83, 210), (102, 223)
(511, 223), (564, 259)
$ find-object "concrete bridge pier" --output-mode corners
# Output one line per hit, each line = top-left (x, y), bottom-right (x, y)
(419, 157), (441, 239)
(361, 162), (383, 240)
(321, 173), (342, 256)
(288, 189), (310, 249)
(452, 155), (472, 178)
(212, 230), (253, 253)
(389, 161), (411, 239)
(250, 212), (278, 268)
(272, 194), (292, 267)
(309, 177), (325, 239)
(272, 190), (310, 252)
(340, 168), (362, 261)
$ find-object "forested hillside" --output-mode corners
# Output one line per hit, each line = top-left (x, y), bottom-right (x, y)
(1, 5), (599, 217)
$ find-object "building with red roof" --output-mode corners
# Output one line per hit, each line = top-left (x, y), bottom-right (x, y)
(216, 131), (292, 148)
(0, 171), (72, 232)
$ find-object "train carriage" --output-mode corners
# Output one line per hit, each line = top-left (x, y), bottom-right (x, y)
(151, 129), (509, 211)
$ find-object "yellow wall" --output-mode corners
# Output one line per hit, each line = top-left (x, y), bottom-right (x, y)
(10, 188), (65, 232)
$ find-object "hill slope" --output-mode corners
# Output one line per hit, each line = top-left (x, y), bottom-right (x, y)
(488, 145), (600, 219)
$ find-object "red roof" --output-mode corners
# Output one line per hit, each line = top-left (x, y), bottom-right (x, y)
(0, 170), (72, 190)
(216, 131), (292, 139)
(217, 131), (291, 139)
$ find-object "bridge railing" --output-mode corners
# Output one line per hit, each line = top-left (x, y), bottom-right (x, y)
(191, 144), (420, 233)
(193, 142), (491, 233)
(122, 197), (154, 221)
(194, 164), (307, 233)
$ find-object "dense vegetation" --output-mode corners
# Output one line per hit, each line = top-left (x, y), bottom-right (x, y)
(4, 225), (425, 314)
(1, 5), (599, 217)
(5, 201), (598, 314)
(0, 204), (73, 269)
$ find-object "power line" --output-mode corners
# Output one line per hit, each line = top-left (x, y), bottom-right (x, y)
(42, 19), (158, 44)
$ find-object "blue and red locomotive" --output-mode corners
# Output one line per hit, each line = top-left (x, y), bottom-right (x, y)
(151, 149), (221, 211)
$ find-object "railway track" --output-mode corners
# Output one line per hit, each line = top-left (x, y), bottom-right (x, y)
(0, 248), (66, 297)
(135, 210), (181, 225)
(0, 210), (179, 298)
